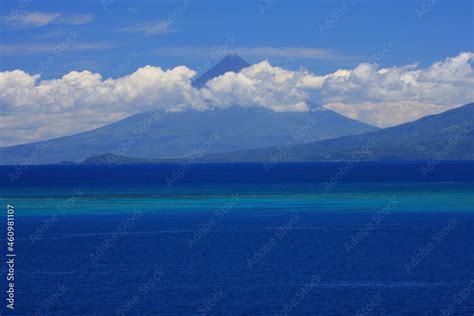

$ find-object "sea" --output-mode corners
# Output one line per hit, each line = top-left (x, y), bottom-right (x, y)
(0, 161), (473, 315)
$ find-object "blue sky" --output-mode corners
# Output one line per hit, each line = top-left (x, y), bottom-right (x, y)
(0, 0), (473, 146)
(1, 0), (472, 78)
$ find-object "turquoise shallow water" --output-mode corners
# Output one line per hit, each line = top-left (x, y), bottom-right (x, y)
(1, 161), (473, 216)
(0, 162), (473, 314)
(3, 182), (474, 216)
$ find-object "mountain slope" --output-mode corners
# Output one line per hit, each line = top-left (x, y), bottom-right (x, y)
(0, 106), (377, 164)
(197, 103), (474, 162)
(0, 54), (379, 165)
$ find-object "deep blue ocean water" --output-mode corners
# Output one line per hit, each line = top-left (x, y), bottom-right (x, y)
(0, 162), (473, 315)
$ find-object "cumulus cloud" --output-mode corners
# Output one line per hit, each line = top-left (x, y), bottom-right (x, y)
(0, 52), (472, 146)
(323, 101), (457, 127)
(0, 66), (203, 115)
(201, 61), (311, 112)
(319, 52), (474, 126)
(321, 52), (473, 104)
(0, 62), (315, 117)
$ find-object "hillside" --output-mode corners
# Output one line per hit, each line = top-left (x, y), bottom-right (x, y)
(197, 103), (474, 162)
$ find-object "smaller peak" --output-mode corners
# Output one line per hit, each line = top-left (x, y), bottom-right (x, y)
(219, 53), (249, 66)
(192, 53), (250, 88)
(223, 52), (243, 59)
(218, 53), (249, 68)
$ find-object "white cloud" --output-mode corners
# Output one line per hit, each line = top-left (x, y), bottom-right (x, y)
(318, 52), (474, 126)
(0, 62), (312, 117)
(235, 47), (347, 60)
(118, 21), (175, 35)
(0, 52), (472, 146)
(201, 61), (310, 111)
(4, 12), (94, 28)
(0, 66), (203, 115)
(321, 52), (474, 104)
(323, 101), (458, 127)
(0, 111), (128, 147)
(6, 12), (61, 27)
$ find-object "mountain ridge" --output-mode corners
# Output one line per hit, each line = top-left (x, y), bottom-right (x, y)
(196, 102), (474, 162)
(0, 106), (377, 165)
(74, 103), (474, 164)
(0, 54), (379, 165)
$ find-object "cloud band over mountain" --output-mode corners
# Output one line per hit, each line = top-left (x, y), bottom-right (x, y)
(0, 52), (472, 146)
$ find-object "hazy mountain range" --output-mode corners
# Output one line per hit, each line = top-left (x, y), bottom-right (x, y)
(1, 54), (472, 165)
(78, 102), (474, 164)
(197, 102), (474, 162)
(0, 54), (378, 165)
